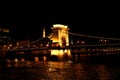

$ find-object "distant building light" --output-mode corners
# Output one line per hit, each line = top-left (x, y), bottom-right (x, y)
(0, 28), (9, 33)
(81, 41), (85, 44)
(0, 36), (8, 38)
(3, 29), (9, 33)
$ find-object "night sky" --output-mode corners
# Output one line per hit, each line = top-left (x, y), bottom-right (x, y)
(0, 3), (120, 41)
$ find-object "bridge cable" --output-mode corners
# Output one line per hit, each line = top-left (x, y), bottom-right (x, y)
(68, 32), (120, 41)
(21, 34), (51, 48)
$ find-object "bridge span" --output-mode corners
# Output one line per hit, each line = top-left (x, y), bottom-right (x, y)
(4, 43), (120, 63)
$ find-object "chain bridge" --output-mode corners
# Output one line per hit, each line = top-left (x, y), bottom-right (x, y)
(4, 24), (120, 62)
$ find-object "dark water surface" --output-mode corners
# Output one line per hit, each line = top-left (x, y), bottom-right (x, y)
(1, 60), (120, 80)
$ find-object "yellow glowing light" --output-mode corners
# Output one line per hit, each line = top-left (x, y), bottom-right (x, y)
(51, 50), (64, 56)
(34, 57), (39, 62)
(15, 58), (18, 62)
(53, 24), (68, 28)
(51, 49), (71, 56)
(21, 58), (25, 62)
(2, 29), (9, 33)
(51, 50), (59, 55)
(43, 56), (47, 61)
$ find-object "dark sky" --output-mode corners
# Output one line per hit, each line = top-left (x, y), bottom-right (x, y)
(0, 3), (120, 40)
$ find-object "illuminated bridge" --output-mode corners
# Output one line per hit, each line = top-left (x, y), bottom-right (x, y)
(5, 24), (120, 62)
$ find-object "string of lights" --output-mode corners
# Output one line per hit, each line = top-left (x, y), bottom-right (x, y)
(68, 32), (120, 41)
(71, 43), (120, 47)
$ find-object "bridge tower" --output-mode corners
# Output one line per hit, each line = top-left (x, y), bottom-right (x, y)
(51, 24), (69, 47)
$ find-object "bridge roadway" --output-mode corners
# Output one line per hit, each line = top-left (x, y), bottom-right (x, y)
(6, 43), (120, 52)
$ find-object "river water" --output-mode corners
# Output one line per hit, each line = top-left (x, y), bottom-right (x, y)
(0, 60), (120, 80)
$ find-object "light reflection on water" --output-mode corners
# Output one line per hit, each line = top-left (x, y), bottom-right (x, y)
(0, 61), (120, 80)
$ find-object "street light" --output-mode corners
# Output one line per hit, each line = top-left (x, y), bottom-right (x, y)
(99, 39), (108, 44)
